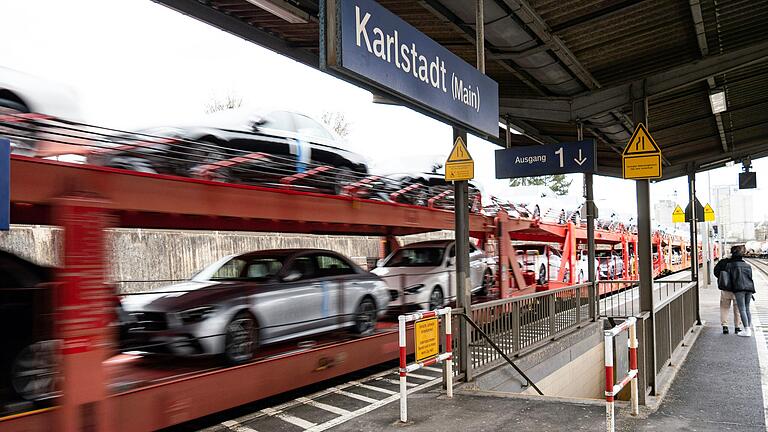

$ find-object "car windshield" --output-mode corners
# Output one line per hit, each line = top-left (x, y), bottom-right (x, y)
(385, 247), (445, 267)
(192, 254), (286, 281)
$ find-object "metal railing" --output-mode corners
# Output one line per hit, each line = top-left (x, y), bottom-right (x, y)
(653, 280), (697, 375)
(464, 283), (593, 376)
(597, 279), (695, 318)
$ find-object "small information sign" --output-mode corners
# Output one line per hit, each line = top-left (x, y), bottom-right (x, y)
(414, 318), (439, 362)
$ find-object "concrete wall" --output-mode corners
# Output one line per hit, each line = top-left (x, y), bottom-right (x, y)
(0, 225), (452, 292)
(474, 322), (605, 399)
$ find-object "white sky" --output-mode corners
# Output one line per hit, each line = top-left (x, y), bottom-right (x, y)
(1, 0), (766, 223)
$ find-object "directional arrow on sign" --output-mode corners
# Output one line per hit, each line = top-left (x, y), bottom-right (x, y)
(574, 149), (586, 166)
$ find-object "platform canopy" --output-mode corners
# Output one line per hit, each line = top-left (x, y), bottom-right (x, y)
(156, 0), (768, 179)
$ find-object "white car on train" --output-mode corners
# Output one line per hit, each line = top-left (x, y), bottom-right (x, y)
(372, 240), (495, 311)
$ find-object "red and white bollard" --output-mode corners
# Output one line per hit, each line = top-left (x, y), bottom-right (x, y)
(398, 307), (453, 423)
(604, 316), (639, 432)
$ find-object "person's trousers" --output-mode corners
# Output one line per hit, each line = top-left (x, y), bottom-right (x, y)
(734, 291), (753, 329)
(720, 291), (742, 327)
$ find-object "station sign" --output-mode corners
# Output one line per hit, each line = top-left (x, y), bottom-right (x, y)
(0, 138), (8, 231)
(414, 317), (439, 362)
(445, 136), (474, 181)
(494, 139), (596, 179)
(672, 205), (685, 223)
(703, 203), (715, 222)
(323, 0), (499, 137)
(622, 123), (662, 179)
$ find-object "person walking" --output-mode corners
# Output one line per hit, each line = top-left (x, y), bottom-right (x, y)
(714, 251), (742, 334)
(725, 245), (756, 337)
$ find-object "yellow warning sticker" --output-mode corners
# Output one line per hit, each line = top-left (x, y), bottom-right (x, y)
(704, 203), (715, 222)
(622, 123), (662, 179)
(672, 205), (685, 223)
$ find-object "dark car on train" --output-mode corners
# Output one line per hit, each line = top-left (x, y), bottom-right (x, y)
(0, 251), (57, 404)
(87, 109), (369, 194)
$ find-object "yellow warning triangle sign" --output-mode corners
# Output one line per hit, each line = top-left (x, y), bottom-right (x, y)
(623, 123), (661, 156)
(704, 203), (715, 221)
(672, 205), (685, 223)
(447, 136), (472, 162)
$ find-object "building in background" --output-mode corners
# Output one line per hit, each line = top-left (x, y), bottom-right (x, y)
(654, 199), (676, 227)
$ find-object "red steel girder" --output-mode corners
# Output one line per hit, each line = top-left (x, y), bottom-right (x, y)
(10, 156), (491, 235)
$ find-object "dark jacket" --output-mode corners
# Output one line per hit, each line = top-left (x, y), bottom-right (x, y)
(725, 257), (756, 293)
(713, 258), (730, 280)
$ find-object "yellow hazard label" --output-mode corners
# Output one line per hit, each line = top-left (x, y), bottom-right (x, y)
(623, 154), (661, 179)
(445, 136), (474, 181)
(445, 161), (474, 181)
(447, 136), (472, 162)
(623, 123), (661, 155)
(414, 318), (439, 362)
(704, 203), (715, 222)
(672, 205), (685, 223)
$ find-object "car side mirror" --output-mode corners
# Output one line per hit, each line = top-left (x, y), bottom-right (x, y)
(375, 259), (385, 268)
(446, 258), (454, 267)
(282, 271), (301, 282)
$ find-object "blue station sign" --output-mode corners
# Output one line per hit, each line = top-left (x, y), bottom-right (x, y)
(495, 140), (597, 179)
(323, 0), (499, 137)
(0, 138), (9, 230)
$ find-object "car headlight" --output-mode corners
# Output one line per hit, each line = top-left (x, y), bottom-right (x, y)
(178, 306), (217, 323)
(404, 284), (425, 294)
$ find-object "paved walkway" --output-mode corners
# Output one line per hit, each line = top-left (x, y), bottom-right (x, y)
(327, 267), (768, 432)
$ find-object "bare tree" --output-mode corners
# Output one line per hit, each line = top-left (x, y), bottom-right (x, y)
(205, 94), (243, 114)
(321, 111), (352, 137)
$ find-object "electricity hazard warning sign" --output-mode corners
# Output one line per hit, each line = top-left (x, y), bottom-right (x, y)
(622, 123), (662, 180)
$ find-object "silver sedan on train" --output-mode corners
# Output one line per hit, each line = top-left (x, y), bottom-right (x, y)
(119, 249), (390, 364)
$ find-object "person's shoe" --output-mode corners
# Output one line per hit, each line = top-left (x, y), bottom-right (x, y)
(735, 327), (742, 334)
(723, 326), (729, 334)
(738, 328), (752, 337)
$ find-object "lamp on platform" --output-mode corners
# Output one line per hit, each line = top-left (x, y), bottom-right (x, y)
(709, 89), (727, 114)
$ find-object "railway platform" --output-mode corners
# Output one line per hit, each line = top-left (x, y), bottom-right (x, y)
(313, 264), (768, 432)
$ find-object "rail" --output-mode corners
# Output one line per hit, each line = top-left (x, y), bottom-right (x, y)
(465, 283), (593, 377)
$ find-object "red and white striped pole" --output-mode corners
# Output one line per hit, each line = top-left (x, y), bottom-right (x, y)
(445, 308), (453, 398)
(604, 332), (615, 432)
(399, 315), (408, 423)
(629, 320), (639, 416)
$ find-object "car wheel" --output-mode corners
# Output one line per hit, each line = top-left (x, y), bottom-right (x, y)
(11, 340), (60, 401)
(479, 270), (494, 296)
(193, 141), (237, 183)
(538, 265), (547, 285)
(352, 297), (377, 336)
(428, 287), (444, 310)
(106, 157), (159, 174)
(224, 312), (258, 364)
(0, 98), (37, 156)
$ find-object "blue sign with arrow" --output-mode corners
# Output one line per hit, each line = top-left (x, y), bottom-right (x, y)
(0, 138), (9, 230)
(495, 140), (597, 179)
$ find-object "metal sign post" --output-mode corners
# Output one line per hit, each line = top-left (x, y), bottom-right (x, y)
(451, 127), (472, 381)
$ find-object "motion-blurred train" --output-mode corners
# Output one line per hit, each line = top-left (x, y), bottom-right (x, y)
(745, 240), (768, 258)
